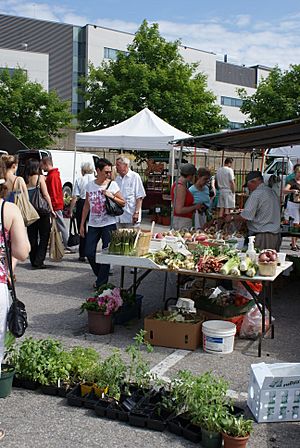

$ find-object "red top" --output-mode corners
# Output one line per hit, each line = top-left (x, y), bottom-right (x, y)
(171, 181), (194, 219)
(45, 168), (64, 211)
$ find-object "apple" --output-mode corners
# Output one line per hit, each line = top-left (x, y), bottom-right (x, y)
(155, 233), (164, 239)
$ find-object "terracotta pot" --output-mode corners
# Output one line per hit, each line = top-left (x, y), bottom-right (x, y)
(222, 432), (250, 448)
(87, 311), (113, 335)
(161, 216), (171, 226)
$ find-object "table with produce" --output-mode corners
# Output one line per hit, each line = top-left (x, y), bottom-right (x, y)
(97, 227), (292, 356)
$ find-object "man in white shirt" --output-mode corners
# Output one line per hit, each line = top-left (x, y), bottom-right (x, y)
(115, 157), (146, 226)
(216, 157), (235, 217)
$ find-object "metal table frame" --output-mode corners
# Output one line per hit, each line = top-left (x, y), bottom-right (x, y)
(96, 253), (292, 357)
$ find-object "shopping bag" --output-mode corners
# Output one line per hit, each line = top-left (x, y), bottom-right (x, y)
(14, 178), (40, 227)
(30, 175), (51, 216)
(68, 216), (80, 247)
(49, 219), (64, 261)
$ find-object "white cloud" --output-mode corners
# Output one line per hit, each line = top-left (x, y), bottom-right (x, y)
(235, 15), (251, 27)
(0, 0), (300, 69)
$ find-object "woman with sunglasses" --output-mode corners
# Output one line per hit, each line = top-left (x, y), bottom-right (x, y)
(80, 158), (125, 289)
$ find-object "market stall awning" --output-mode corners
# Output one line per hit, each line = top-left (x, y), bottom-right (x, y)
(171, 118), (300, 152)
(0, 122), (29, 154)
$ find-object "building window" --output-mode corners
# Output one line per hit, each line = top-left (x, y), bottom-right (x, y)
(221, 96), (243, 108)
(104, 47), (128, 61)
(229, 122), (244, 129)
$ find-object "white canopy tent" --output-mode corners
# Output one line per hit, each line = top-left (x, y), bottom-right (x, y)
(75, 107), (192, 151)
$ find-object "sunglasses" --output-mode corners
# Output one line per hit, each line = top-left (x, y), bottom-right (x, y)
(105, 171), (112, 174)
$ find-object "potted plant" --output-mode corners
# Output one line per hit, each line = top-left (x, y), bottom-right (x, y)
(80, 285), (123, 334)
(185, 371), (231, 448)
(0, 332), (16, 398)
(221, 415), (253, 448)
(161, 206), (171, 226)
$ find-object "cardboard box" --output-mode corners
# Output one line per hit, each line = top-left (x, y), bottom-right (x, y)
(247, 362), (300, 422)
(144, 312), (204, 351)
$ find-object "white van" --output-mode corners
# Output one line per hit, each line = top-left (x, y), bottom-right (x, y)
(17, 149), (100, 195)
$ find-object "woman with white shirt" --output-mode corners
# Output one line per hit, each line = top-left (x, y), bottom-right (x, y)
(80, 158), (125, 289)
(70, 162), (95, 262)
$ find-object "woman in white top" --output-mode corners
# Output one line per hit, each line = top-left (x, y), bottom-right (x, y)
(70, 162), (95, 261)
(80, 158), (125, 289)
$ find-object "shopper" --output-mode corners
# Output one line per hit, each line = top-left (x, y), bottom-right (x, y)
(70, 162), (95, 261)
(40, 156), (75, 253)
(189, 168), (211, 229)
(0, 161), (30, 365)
(235, 171), (281, 251)
(215, 157), (235, 217)
(115, 156), (145, 227)
(25, 159), (55, 269)
(283, 165), (300, 251)
(171, 163), (202, 230)
(80, 158), (125, 289)
(1, 154), (28, 203)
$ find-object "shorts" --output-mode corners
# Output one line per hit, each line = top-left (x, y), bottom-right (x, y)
(217, 189), (235, 209)
(284, 201), (300, 224)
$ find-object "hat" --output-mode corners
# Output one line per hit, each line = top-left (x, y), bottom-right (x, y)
(243, 170), (263, 187)
(180, 163), (197, 177)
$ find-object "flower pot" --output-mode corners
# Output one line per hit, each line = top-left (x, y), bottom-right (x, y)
(161, 216), (171, 226)
(40, 384), (59, 396)
(0, 364), (15, 398)
(222, 433), (250, 448)
(201, 428), (222, 448)
(87, 311), (113, 335)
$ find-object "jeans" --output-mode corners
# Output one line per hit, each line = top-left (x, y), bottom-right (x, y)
(75, 198), (88, 258)
(27, 214), (51, 267)
(55, 210), (69, 248)
(85, 223), (116, 288)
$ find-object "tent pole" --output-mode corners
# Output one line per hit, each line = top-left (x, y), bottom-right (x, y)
(72, 146), (77, 196)
(171, 142), (183, 229)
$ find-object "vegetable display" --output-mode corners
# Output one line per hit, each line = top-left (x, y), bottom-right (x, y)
(109, 229), (138, 255)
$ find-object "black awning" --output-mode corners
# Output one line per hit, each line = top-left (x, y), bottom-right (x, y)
(172, 118), (300, 152)
(0, 122), (29, 154)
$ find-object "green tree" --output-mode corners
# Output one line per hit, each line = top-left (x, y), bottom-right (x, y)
(0, 67), (73, 148)
(238, 65), (300, 126)
(79, 20), (228, 135)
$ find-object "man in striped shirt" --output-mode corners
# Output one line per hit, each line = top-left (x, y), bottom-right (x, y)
(238, 171), (281, 251)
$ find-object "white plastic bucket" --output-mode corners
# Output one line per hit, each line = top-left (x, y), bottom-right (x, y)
(202, 320), (237, 354)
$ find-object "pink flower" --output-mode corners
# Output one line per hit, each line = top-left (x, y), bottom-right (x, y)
(81, 286), (123, 315)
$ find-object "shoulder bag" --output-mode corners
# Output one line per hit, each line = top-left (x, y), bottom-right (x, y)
(31, 175), (51, 216)
(13, 177), (40, 227)
(67, 216), (80, 247)
(105, 181), (124, 217)
(1, 201), (28, 338)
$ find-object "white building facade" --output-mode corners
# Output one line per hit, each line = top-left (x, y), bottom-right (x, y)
(0, 14), (271, 128)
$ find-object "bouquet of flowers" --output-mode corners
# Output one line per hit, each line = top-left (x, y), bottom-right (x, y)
(81, 284), (123, 316)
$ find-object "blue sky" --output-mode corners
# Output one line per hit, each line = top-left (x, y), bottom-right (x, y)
(1, 0), (300, 68)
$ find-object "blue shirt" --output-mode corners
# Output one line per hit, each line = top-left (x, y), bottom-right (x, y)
(189, 184), (211, 208)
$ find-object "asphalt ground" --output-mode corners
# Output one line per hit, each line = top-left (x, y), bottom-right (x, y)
(1, 222), (300, 448)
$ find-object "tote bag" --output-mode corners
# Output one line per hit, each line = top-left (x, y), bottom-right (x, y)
(31, 176), (51, 216)
(14, 177), (40, 227)
(68, 216), (80, 247)
(49, 219), (64, 261)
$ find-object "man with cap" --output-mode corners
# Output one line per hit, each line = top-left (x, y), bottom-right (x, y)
(234, 170), (281, 251)
(171, 163), (204, 230)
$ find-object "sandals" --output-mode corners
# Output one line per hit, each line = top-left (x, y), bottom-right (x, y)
(291, 246), (298, 251)
(0, 429), (5, 440)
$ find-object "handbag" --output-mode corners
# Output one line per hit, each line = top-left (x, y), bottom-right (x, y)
(13, 178), (40, 227)
(1, 201), (28, 338)
(49, 218), (65, 261)
(30, 175), (51, 216)
(105, 181), (124, 217)
(67, 216), (80, 247)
